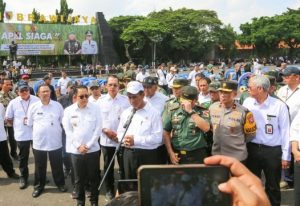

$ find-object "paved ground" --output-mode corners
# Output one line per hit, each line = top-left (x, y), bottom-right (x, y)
(0, 151), (113, 206)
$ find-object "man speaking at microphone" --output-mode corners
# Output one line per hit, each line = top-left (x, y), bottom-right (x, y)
(117, 81), (163, 179)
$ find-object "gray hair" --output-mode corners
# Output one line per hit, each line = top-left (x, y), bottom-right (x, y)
(250, 75), (270, 92)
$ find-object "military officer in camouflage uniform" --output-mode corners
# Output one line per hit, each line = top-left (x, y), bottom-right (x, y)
(209, 81), (256, 162)
(64, 32), (81, 55)
(0, 78), (18, 159)
(162, 78), (189, 120)
(163, 86), (210, 164)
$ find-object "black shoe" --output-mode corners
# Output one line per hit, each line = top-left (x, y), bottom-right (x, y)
(85, 190), (91, 198)
(77, 201), (85, 206)
(71, 189), (78, 199)
(58, 185), (67, 192)
(32, 188), (43, 198)
(105, 191), (114, 201)
(8, 172), (19, 179)
(19, 178), (27, 189)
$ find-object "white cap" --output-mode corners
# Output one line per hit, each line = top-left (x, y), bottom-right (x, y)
(127, 81), (144, 94)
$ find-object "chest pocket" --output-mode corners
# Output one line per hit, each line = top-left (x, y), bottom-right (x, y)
(187, 119), (198, 136)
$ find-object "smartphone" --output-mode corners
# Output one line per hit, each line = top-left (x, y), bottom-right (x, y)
(138, 164), (231, 206)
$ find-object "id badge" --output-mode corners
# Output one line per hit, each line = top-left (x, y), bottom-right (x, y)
(265, 124), (273, 134)
(23, 117), (28, 125)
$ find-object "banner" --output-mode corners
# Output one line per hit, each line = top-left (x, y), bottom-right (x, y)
(0, 23), (99, 56)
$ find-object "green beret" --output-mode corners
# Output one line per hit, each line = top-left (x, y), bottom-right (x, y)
(218, 81), (238, 92)
(143, 77), (158, 86)
(173, 78), (189, 88)
(181, 86), (198, 100)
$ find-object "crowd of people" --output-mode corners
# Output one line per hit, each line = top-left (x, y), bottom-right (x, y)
(0, 58), (299, 206)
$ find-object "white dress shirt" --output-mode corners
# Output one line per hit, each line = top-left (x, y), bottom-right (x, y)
(5, 95), (40, 141)
(290, 112), (300, 150)
(136, 72), (150, 82)
(88, 95), (100, 103)
(166, 73), (178, 89)
(27, 100), (64, 151)
(0, 103), (7, 142)
(62, 102), (102, 154)
(243, 96), (291, 161)
(277, 85), (300, 122)
(156, 69), (167, 86)
(57, 77), (71, 95)
(188, 70), (200, 87)
(117, 102), (163, 149)
(98, 93), (130, 147)
(144, 92), (168, 115)
(198, 92), (211, 105)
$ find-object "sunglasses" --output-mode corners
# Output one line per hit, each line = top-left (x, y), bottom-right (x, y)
(78, 94), (89, 99)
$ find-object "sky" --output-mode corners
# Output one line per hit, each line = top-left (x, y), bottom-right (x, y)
(5, 0), (300, 32)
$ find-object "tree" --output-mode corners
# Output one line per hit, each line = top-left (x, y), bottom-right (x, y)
(31, 8), (41, 24)
(55, 0), (73, 24)
(0, 0), (6, 23)
(216, 24), (237, 58)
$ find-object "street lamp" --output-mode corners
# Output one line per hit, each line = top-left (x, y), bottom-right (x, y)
(149, 34), (163, 69)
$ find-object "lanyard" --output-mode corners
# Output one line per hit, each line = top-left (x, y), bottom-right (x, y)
(21, 98), (31, 117)
(285, 87), (299, 102)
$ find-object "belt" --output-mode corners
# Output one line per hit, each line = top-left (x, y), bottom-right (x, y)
(174, 147), (205, 156)
(248, 142), (280, 149)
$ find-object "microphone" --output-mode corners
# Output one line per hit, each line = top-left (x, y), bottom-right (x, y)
(123, 108), (137, 129)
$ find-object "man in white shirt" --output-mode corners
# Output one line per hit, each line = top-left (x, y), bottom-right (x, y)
(62, 85), (102, 206)
(156, 63), (168, 94)
(197, 76), (211, 107)
(166, 67), (178, 93)
(57, 71), (71, 96)
(243, 75), (290, 206)
(88, 80), (101, 103)
(188, 64), (202, 87)
(0, 102), (19, 180)
(5, 81), (39, 189)
(98, 75), (130, 200)
(27, 84), (66, 198)
(117, 81), (163, 179)
(277, 66), (300, 188)
(143, 76), (169, 115)
(135, 68), (149, 83)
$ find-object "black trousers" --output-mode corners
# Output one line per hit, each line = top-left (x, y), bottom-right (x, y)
(175, 147), (208, 164)
(123, 147), (159, 179)
(17, 140), (31, 179)
(246, 143), (282, 206)
(62, 129), (74, 184)
(0, 140), (15, 176)
(101, 145), (124, 194)
(156, 145), (168, 164)
(71, 151), (100, 204)
(33, 148), (65, 190)
(294, 161), (300, 206)
(5, 126), (17, 157)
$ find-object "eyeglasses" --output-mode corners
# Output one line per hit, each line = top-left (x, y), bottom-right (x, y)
(108, 84), (118, 87)
(78, 94), (89, 99)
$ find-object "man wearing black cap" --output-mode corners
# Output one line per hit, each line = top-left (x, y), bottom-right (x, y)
(64, 32), (81, 55)
(277, 66), (300, 189)
(5, 80), (39, 189)
(163, 86), (210, 164)
(209, 81), (256, 162)
(143, 76), (168, 115)
(82, 30), (98, 55)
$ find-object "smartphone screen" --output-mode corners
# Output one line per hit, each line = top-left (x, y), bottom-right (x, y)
(138, 164), (231, 206)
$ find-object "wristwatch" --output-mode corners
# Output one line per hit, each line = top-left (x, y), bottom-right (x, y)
(188, 110), (196, 116)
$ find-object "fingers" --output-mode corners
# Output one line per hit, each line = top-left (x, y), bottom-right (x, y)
(204, 155), (250, 177)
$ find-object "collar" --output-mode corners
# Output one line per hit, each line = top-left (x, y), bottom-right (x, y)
(254, 95), (271, 106)
(106, 93), (120, 101)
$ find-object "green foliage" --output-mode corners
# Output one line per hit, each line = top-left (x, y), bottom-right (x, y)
(109, 8), (231, 63)
(0, 0), (5, 23)
(55, 0), (73, 24)
(239, 7), (300, 57)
